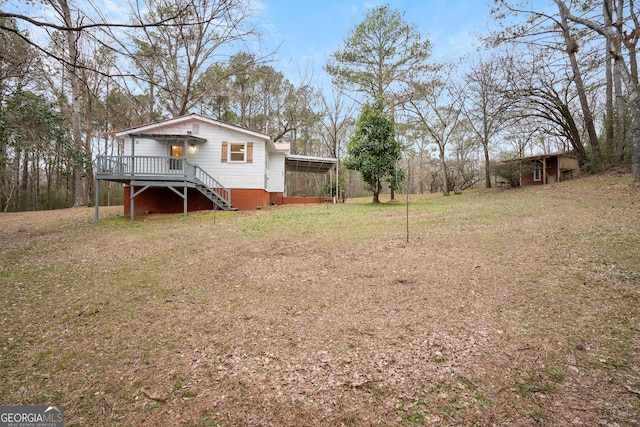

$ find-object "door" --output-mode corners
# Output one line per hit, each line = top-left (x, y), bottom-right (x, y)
(170, 144), (183, 170)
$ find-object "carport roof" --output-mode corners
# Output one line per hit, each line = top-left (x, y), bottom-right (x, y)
(285, 154), (337, 174)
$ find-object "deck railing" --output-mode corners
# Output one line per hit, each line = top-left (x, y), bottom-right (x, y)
(96, 155), (231, 207)
(96, 155), (196, 177)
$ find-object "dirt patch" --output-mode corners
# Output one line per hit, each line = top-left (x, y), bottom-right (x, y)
(1, 175), (639, 426)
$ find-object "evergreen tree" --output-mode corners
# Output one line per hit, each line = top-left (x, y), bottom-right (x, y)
(344, 99), (402, 203)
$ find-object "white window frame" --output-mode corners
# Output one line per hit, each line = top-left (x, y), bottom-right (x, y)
(229, 142), (246, 163)
(533, 163), (542, 181)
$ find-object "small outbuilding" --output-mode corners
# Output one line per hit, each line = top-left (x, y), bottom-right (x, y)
(496, 151), (580, 187)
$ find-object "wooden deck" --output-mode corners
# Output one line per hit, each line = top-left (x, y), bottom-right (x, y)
(95, 156), (234, 219)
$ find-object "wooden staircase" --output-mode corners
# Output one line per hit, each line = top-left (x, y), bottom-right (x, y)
(192, 170), (236, 211)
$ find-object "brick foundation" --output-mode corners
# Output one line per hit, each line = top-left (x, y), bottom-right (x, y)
(123, 186), (334, 214)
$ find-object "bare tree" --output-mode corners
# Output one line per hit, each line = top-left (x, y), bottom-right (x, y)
(505, 52), (588, 163)
(554, 0), (640, 181)
(490, 0), (604, 167)
(2, 0), (255, 206)
(403, 67), (464, 196)
(604, 0), (615, 161)
(128, 0), (258, 117)
(51, 0), (86, 205)
(317, 87), (355, 197)
(0, 0), (218, 78)
(461, 54), (513, 188)
(318, 87), (355, 160)
(613, 0), (637, 162)
(555, 1), (602, 164)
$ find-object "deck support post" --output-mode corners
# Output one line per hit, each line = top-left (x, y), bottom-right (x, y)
(130, 184), (135, 220)
(184, 184), (188, 217)
(94, 176), (100, 222)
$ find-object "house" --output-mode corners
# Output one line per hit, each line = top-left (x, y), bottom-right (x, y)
(496, 151), (580, 187)
(94, 114), (337, 219)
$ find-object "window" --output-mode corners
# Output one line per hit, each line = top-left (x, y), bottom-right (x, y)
(229, 143), (245, 162)
(221, 141), (253, 164)
(170, 144), (183, 170)
(533, 163), (542, 181)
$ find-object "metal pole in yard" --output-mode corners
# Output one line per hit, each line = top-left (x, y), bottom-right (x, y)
(405, 161), (410, 243)
(406, 185), (409, 243)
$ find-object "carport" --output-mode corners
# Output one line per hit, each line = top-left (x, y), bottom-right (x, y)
(284, 154), (339, 202)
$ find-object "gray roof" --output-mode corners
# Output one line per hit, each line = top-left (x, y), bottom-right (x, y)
(285, 154), (337, 174)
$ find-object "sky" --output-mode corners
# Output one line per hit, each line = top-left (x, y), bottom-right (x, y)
(252, 0), (496, 87)
(2, 0), (501, 90)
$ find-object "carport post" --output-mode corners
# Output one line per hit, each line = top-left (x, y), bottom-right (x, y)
(335, 162), (339, 204)
(330, 168), (333, 203)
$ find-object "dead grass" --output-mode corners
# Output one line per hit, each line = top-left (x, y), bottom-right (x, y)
(1, 174), (639, 426)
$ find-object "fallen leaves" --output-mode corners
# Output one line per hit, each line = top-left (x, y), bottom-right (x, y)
(1, 174), (639, 425)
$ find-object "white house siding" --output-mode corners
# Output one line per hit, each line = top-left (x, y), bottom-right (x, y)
(191, 123), (267, 190)
(122, 117), (271, 190)
(266, 151), (285, 192)
(124, 137), (167, 156)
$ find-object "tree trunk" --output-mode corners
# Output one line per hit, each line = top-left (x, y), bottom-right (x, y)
(59, 0), (86, 206)
(613, 0), (627, 163)
(613, 53), (640, 180)
(479, 113), (492, 188)
(372, 180), (381, 203)
(439, 145), (450, 196)
(553, 0), (638, 179)
(557, 4), (602, 166)
(149, 82), (155, 122)
(628, 92), (640, 181)
(622, 0), (639, 87)
(0, 136), (6, 208)
(483, 142), (491, 188)
(614, 63), (626, 162)
(21, 148), (29, 195)
(605, 0), (615, 162)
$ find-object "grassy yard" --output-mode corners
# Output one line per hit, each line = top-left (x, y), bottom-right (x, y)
(1, 173), (639, 426)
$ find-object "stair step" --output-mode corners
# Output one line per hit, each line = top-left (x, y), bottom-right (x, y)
(195, 183), (233, 211)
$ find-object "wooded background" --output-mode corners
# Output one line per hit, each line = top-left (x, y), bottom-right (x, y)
(1, 0), (638, 212)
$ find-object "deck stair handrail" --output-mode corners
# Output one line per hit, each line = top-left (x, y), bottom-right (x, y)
(96, 155), (233, 210)
(192, 165), (232, 210)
